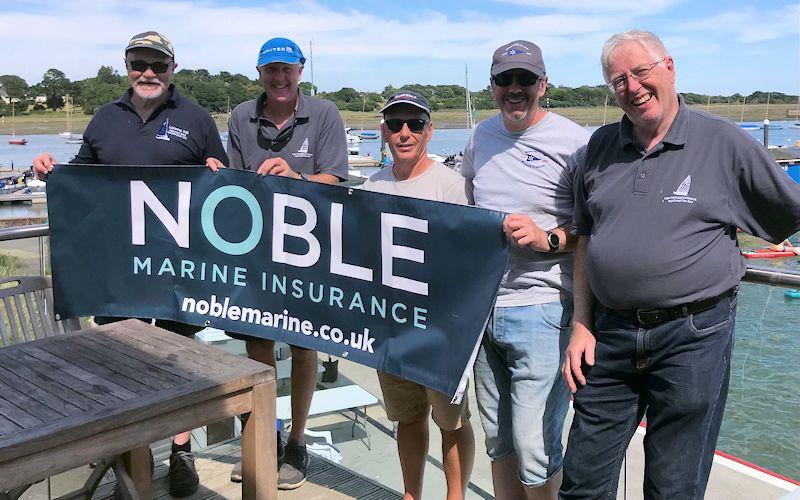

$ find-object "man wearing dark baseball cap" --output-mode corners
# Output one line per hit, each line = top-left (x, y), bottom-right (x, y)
(32, 31), (227, 497)
(461, 40), (589, 499)
(206, 36), (347, 491)
(361, 90), (474, 499)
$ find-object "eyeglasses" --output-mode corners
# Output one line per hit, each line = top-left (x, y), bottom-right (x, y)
(492, 71), (539, 88)
(127, 60), (173, 74)
(607, 57), (667, 93)
(384, 118), (429, 133)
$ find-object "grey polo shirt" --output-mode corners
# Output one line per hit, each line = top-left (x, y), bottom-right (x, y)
(226, 92), (348, 180)
(574, 95), (800, 310)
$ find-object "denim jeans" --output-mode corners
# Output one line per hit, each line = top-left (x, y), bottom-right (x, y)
(560, 295), (737, 499)
(474, 298), (573, 486)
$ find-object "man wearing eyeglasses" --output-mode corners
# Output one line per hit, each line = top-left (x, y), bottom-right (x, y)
(461, 40), (589, 500)
(561, 30), (800, 499)
(360, 91), (474, 500)
(32, 32), (227, 498)
(209, 37), (348, 491)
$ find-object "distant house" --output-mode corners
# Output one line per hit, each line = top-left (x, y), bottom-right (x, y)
(0, 84), (9, 105)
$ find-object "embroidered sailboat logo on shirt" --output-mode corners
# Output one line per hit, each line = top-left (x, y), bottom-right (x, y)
(673, 175), (691, 196)
(292, 137), (313, 158)
(155, 118), (170, 141)
(663, 174), (696, 204)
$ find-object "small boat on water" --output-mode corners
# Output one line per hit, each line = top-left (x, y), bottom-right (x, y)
(8, 101), (27, 145)
(784, 289), (800, 299)
(357, 131), (379, 140)
(740, 123), (760, 131)
(64, 134), (83, 144)
(742, 248), (797, 259)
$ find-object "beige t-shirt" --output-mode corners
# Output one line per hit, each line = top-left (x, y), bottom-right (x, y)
(360, 161), (469, 205)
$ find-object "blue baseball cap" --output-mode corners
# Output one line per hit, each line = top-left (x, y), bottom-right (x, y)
(257, 38), (306, 67)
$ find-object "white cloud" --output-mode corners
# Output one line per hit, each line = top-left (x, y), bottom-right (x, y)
(677, 4), (800, 43)
(0, 0), (796, 94)
(488, 0), (685, 14)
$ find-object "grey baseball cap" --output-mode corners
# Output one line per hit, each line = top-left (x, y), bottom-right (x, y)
(490, 40), (546, 77)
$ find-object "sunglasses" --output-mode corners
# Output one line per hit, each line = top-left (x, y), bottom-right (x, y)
(492, 71), (539, 87)
(384, 118), (429, 133)
(127, 60), (172, 74)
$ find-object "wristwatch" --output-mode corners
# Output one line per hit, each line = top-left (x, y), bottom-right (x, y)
(546, 231), (560, 253)
(298, 172), (308, 181)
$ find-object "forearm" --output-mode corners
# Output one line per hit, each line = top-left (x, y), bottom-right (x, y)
(572, 235), (594, 330)
(307, 172), (341, 184)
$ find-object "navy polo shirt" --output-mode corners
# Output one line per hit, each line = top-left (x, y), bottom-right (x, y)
(226, 92), (348, 179)
(574, 95), (800, 310)
(72, 85), (227, 166)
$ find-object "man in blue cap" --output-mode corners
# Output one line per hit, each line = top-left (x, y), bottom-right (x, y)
(207, 37), (347, 490)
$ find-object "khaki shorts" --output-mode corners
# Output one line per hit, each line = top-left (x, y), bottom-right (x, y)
(377, 371), (471, 431)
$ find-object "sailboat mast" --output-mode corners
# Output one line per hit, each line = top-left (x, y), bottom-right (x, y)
(309, 40), (316, 96)
(465, 65), (474, 129)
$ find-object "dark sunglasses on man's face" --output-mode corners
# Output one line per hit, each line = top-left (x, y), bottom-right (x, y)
(127, 60), (172, 74)
(492, 71), (538, 88)
(384, 118), (429, 133)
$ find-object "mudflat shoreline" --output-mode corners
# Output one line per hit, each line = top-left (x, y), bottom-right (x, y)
(2, 104), (797, 134)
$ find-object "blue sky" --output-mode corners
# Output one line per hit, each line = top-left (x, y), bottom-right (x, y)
(3, 0), (798, 95)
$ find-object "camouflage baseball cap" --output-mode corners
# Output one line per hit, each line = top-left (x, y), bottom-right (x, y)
(125, 31), (174, 58)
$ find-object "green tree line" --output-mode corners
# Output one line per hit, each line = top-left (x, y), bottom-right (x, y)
(1, 68), (797, 116)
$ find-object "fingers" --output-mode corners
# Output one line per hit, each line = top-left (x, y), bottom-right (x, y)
(205, 157), (225, 173)
(33, 153), (56, 180)
(256, 158), (294, 177)
(563, 330), (595, 394)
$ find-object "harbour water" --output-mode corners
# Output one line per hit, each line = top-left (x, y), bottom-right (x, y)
(0, 122), (798, 480)
(3, 121), (800, 169)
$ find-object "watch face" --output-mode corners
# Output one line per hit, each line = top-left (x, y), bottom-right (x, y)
(548, 232), (560, 249)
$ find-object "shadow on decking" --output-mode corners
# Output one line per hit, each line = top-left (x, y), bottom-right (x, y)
(92, 437), (401, 500)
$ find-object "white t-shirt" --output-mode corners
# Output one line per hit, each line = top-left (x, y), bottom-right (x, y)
(462, 112), (589, 306)
(361, 161), (469, 205)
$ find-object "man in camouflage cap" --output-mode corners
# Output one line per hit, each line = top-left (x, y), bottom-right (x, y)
(33, 31), (226, 497)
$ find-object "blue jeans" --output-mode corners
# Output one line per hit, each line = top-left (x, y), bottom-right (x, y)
(560, 295), (737, 499)
(474, 298), (573, 486)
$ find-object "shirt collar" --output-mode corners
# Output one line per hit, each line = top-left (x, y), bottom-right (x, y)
(618, 93), (687, 149)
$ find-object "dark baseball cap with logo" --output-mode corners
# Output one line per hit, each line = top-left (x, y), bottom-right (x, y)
(490, 40), (546, 77)
(380, 91), (431, 116)
(125, 31), (175, 58)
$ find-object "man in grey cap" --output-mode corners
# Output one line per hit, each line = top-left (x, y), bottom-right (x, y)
(461, 40), (588, 499)
(361, 90), (474, 500)
(32, 31), (227, 497)
(206, 36), (347, 490)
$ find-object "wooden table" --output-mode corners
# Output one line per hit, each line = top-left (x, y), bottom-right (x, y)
(0, 319), (276, 499)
